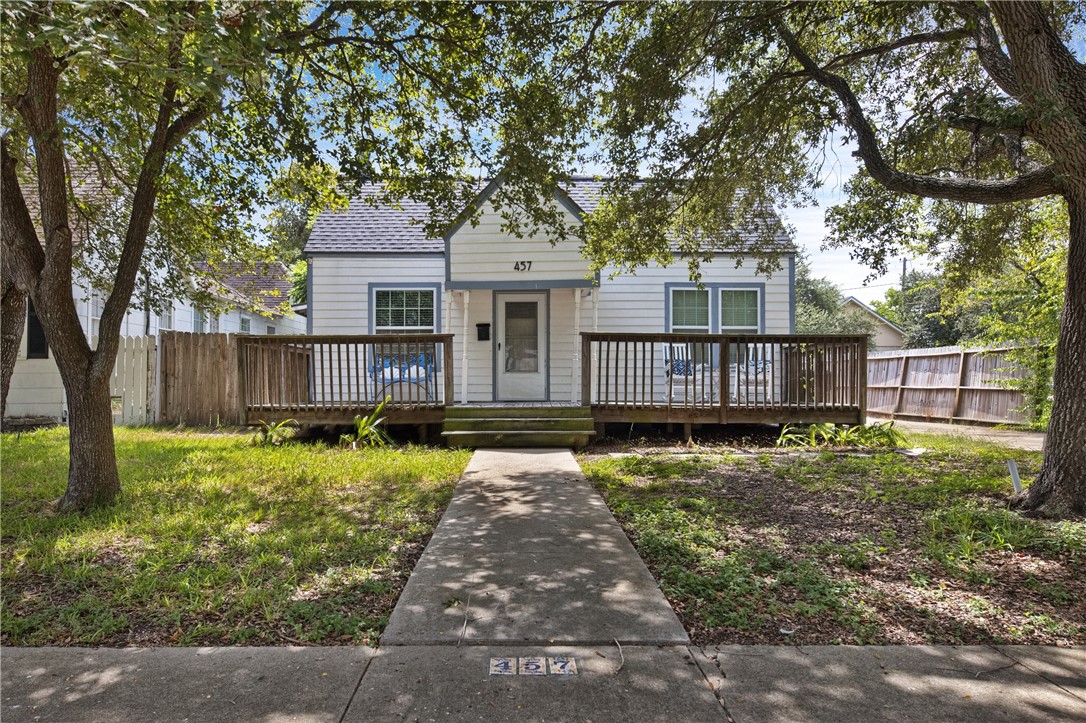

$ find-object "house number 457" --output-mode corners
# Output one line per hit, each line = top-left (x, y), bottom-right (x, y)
(513, 260), (533, 271)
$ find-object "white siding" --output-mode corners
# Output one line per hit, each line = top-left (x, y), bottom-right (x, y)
(448, 196), (590, 286)
(6, 337), (65, 419)
(309, 255), (445, 335)
(593, 257), (793, 335)
(308, 249), (793, 403)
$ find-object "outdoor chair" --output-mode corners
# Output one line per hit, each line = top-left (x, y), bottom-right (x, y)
(369, 351), (436, 403)
(663, 343), (714, 403)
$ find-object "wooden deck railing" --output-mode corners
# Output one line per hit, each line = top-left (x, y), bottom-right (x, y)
(581, 333), (868, 424)
(237, 334), (454, 424)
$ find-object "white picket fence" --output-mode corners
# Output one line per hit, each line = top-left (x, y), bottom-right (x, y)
(6, 335), (158, 426)
(107, 335), (157, 425)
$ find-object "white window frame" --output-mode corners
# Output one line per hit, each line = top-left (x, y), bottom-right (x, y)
(373, 288), (437, 334)
(158, 305), (174, 331)
(719, 288), (761, 334)
(194, 311), (206, 333)
(266, 324), (276, 335)
(669, 288), (710, 334)
(239, 317), (251, 334)
(209, 314), (220, 334)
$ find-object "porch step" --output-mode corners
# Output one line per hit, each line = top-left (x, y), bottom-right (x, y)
(442, 430), (595, 449)
(443, 417), (594, 433)
(445, 405), (592, 420)
(442, 406), (595, 449)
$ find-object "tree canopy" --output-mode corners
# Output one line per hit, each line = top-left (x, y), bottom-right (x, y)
(0, 1), (599, 511)
(564, 1), (1084, 514)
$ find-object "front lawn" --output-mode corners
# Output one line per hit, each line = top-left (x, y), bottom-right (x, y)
(1, 427), (470, 646)
(581, 435), (1085, 646)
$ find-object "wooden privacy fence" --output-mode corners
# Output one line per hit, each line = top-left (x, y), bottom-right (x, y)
(580, 333), (868, 424)
(237, 334), (455, 425)
(157, 331), (241, 425)
(867, 346), (1031, 424)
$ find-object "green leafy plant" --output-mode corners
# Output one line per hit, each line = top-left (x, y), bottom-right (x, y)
(341, 397), (393, 449)
(776, 422), (906, 449)
(247, 419), (297, 447)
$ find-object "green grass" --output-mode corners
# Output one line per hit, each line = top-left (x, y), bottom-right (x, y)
(581, 437), (1085, 646)
(1, 427), (470, 646)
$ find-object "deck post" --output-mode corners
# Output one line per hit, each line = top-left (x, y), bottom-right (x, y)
(443, 334), (455, 407)
(857, 339), (867, 424)
(581, 333), (592, 408)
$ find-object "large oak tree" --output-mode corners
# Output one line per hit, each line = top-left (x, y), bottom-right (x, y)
(571, 1), (1084, 514)
(0, 1), (589, 512)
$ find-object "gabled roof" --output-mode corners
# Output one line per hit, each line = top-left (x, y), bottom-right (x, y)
(841, 296), (905, 334)
(196, 260), (294, 316)
(305, 177), (792, 255)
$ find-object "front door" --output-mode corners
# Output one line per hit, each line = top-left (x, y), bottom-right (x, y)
(495, 292), (547, 400)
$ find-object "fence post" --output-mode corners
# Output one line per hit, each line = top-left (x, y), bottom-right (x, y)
(236, 336), (248, 426)
(950, 350), (968, 423)
(892, 354), (909, 418)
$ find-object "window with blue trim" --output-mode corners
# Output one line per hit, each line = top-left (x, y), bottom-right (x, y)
(670, 289), (709, 333)
(375, 289), (435, 334)
(720, 289), (759, 333)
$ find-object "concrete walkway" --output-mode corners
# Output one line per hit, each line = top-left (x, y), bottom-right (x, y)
(886, 418), (1046, 452)
(382, 448), (688, 646)
(3, 448), (1083, 722)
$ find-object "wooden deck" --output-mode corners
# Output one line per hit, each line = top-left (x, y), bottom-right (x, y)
(237, 333), (867, 427)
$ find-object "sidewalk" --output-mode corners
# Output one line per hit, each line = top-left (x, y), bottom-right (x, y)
(3, 448), (1083, 722)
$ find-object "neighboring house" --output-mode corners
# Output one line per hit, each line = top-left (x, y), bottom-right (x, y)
(305, 177), (797, 404)
(841, 296), (905, 351)
(6, 261), (304, 422)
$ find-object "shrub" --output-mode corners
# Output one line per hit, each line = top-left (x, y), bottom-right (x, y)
(341, 397), (393, 449)
(247, 419), (297, 447)
(776, 421), (906, 449)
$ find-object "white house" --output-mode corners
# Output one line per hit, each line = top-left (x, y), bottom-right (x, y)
(304, 178), (798, 406)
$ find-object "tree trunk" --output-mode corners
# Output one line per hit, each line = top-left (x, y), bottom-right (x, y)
(57, 368), (120, 512)
(1014, 190), (1086, 515)
(0, 273), (27, 422)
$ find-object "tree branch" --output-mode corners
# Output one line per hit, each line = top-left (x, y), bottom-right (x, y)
(823, 27), (972, 71)
(953, 2), (1022, 98)
(773, 19), (1058, 204)
(0, 136), (47, 290)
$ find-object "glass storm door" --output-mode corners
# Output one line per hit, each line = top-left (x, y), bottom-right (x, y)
(495, 292), (547, 400)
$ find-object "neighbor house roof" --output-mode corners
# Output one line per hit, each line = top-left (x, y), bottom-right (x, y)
(841, 296), (905, 334)
(305, 177), (792, 255)
(195, 260), (295, 316)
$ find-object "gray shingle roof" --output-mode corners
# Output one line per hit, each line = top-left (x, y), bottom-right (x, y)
(305, 177), (792, 254)
(306, 185), (444, 254)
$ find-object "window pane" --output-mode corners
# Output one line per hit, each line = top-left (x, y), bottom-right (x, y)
(504, 301), (538, 372)
(374, 288), (435, 332)
(26, 300), (48, 359)
(720, 290), (759, 330)
(671, 289), (708, 331)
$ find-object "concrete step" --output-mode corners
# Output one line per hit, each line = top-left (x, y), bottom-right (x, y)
(443, 417), (595, 433)
(445, 406), (592, 420)
(441, 430), (595, 449)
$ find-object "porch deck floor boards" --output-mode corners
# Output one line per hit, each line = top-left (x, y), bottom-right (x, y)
(380, 448), (688, 646)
